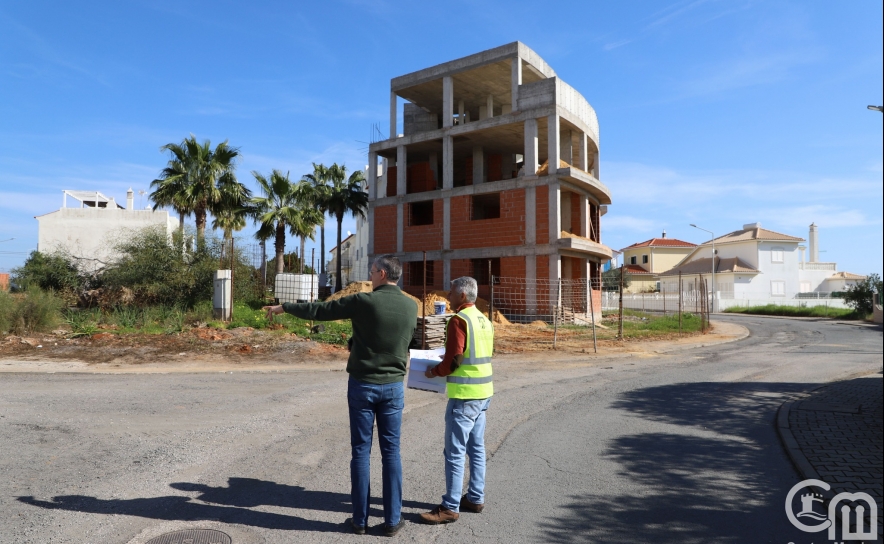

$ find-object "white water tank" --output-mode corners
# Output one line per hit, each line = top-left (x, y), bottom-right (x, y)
(275, 273), (319, 303)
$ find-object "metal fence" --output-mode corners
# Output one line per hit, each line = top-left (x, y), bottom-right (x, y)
(601, 290), (851, 313)
(490, 276), (601, 325)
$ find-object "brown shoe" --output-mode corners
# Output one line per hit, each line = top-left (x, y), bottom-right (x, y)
(419, 505), (459, 524)
(460, 496), (484, 513)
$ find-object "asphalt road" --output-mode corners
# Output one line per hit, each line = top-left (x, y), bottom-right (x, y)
(1, 315), (881, 544)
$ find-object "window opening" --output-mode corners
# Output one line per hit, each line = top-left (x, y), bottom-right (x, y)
(471, 193), (501, 220)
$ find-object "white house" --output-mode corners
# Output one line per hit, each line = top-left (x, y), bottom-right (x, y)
(659, 222), (865, 301)
(36, 189), (176, 271)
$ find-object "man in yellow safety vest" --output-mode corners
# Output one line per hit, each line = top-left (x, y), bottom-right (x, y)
(419, 276), (494, 524)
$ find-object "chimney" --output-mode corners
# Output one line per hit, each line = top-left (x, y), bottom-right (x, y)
(662, 230), (667, 238)
(126, 188), (134, 210)
(809, 223), (818, 262)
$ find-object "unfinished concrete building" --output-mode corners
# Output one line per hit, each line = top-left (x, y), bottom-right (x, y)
(366, 42), (613, 321)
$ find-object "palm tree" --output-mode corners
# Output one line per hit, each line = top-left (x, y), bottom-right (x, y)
(326, 163), (368, 292)
(302, 163), (331, 276)
(150, 135), (243, 242)
(212, 189), (252, 266)
(252, 170), (320, 276)
(149, 159), (192, 232)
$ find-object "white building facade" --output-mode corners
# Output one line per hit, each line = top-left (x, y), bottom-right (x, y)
(36, 190), (177, 271)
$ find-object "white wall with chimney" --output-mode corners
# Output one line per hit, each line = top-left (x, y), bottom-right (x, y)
(36, 189), (177, 271)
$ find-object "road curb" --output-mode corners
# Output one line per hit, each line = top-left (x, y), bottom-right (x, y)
(776, 394), (823, 482)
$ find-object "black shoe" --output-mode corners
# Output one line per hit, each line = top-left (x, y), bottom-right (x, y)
(347, 518), (366, 535)
(384, 519), (405, 537)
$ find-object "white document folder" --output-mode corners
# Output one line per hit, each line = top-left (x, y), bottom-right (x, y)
(407, 347), (447, 393)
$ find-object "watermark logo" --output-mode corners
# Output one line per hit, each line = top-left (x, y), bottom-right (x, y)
(785, 479), (878, 541)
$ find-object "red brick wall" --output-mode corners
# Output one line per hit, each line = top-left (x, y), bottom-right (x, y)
(450, 188), (525, 250)
(403, 200), (443, 252)
(373, 205), (397, 254)
(501, 256), (525, 279)
(535, 186), (548, 243)
(536, 255), (549, 280)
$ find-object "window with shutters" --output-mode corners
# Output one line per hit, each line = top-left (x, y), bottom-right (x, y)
(771, 247), (784, 263)
(771, 280), (785, 296)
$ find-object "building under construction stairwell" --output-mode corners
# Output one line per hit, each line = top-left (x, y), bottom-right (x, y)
(366, 42), (613, 323)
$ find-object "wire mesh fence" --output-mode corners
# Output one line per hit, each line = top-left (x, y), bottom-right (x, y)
(490, 276), (601, 325)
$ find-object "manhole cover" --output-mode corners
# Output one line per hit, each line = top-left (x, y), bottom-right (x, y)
(145, 529), (232, 544)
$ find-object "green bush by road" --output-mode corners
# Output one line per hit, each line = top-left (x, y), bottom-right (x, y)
(723, 304), (860, 319)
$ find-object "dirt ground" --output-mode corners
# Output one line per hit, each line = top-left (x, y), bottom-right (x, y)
(0, 320), (748, 374)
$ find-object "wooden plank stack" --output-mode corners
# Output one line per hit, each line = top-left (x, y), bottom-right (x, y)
(415, 314), (451, 349)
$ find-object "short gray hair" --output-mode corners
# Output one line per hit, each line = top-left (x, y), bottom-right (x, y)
(451, 276), (478, 302)
(372, 255), (402, 282)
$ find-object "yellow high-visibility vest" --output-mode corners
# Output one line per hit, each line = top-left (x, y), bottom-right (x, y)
(445, 305), (494, 399)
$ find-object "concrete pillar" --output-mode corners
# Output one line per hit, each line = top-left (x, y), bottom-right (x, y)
(524, 119), (538, 175)
(428, 151), (439, 186)
(443, 197), (451, 250)
(443, 76), (454, 128)
(511, 57), (522, 109)
(396, 145), (407, 196)
(390, 92), (397, 138)
(799, 245), (806, 264)
(442, 136), (453, 189)
(578, 133), (588, 171)
(525, 186), (536, 245)
(525, 254), (536, 315)
(548, 114), (560, 172)
(549, 183), (561, 243)
(396, 203), (403, 253)
(367, 207), (375, 256)
(560, 129), (572, 166)
(592, 149), (599, 179)
(579, 194), (588, 238)
(487, 95), (494, 119)
(472, 146), (484, 184)
(368, 152), (378, 200)
(126, 188), (134, 210)
(443, 259), (451, 286)
(549, 254), (561, 307)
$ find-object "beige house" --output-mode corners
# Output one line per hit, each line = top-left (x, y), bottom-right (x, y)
(618, 232), (696, 293)
(327, 233), (357, 290)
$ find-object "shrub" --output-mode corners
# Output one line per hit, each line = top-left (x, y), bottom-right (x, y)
(0, 291), (14, 333)
(11, 251), (86, 300)
(7, 290), (63, 334)
(842, 273), (883, 316)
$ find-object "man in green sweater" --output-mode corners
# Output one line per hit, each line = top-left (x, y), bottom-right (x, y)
(263, 254), (417, 537)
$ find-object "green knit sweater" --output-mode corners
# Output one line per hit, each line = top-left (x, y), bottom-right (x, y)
(282, 284), (418, 384)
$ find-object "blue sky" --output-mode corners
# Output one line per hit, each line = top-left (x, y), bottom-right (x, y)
(1, 1), (881, 276)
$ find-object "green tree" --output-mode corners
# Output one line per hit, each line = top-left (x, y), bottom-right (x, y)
(11, 251), (85, 296)
(302, 163), (331, 275)
(842, 273), (883, 316)
(252, 170), (318, 277)
(326, 163), (368, 292)
(602, 266), (630, 291)
(149, 135), (246, 241)
(289, 179), (324, 274)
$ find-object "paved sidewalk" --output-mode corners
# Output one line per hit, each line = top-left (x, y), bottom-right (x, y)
(778, 372), (883, 538)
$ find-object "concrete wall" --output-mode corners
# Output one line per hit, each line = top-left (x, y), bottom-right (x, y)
(37, 207), (175, 271)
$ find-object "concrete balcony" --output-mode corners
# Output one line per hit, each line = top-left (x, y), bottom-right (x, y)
(557, 234), (613, 261)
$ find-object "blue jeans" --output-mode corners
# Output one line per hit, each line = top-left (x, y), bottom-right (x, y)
(347, 377), (404, 527)
(442, 397), (491, 511)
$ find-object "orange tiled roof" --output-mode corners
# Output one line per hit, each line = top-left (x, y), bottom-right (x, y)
(621, 264), (654, 275)
(621, 237), (697, 251)
(828, 271), (866, 280)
